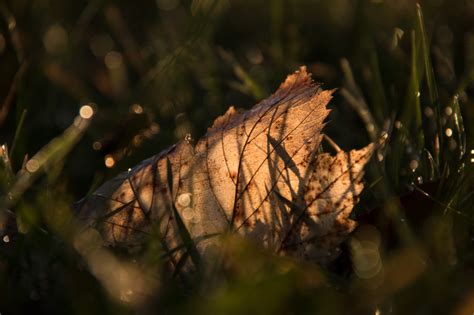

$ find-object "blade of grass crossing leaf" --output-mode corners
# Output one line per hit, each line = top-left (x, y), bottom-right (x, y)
(95, 199), (136, 224)
(171, 202), (202, 271)
(166, 157), (173, 194)
(172, 251), (189, 278)
(162, 233), (221, 260)
(273, 190), (300, 213)
(166, 157), (201, 271)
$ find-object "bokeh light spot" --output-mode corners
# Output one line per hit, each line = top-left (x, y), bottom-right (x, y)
(90, 33), (114, 57)
(131, 104), (144, 114)
(79, 105), (94, 119)
(105, 155), (115, 168)
(445, 106), (453, 116)
(92, 141), (102, 150)
(26, 159), (40, 173)
(104, 51), (123, 69)
(43, 24), (68, 54)
(409, 160), (418, 171)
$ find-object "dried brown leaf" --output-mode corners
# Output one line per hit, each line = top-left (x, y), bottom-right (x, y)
(76, 66), (376, 268)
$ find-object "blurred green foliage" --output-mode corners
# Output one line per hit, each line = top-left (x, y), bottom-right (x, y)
(1, 0), (474, 314)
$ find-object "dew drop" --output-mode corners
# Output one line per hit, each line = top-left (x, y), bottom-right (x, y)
(182, 207), (194, 221)
(177, 193), (192, 207)
(185, 133), (193, 143)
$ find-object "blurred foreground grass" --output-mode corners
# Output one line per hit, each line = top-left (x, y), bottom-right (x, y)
(1, 0), (474, 314)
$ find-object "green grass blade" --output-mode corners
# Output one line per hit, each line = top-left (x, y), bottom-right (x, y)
(0, 144), (14, 181)
(416, 3), (439, 105)
(450, 95), (466, 160)
(3, 109), (93, 209)
(367, 40), (388, 123)
(391, 30), (424, 187)
(10, 108), (27, 158)
(410, 30), (425, 152)
(417, 3), (442, 166)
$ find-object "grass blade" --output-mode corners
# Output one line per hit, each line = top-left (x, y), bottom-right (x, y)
(10, 108), (27, 158)
(417, 3), (442, 166)
(166, 157), (201, 272)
